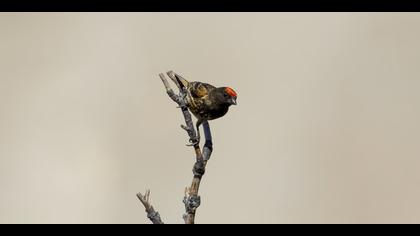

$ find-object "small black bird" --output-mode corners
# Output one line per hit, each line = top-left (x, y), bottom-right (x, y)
(174, 74), (237, 144)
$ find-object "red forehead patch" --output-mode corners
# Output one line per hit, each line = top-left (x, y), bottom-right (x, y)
(225, 87), (237, 97)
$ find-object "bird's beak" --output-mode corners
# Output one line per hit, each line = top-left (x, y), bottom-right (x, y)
(231, 97), (237, 105)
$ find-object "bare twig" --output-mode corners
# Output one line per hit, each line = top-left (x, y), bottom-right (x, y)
(136, 190), (164, 224)
(162, 71), (214, 224)
(164, 72), (215, 224)
(137, 71), (214, 224)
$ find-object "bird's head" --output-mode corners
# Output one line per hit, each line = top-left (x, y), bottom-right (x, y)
(213, 87), (237, 106)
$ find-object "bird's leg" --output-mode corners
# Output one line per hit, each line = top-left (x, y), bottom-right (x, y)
(195, 120), (203, 146)
(202, 121), (213, 161)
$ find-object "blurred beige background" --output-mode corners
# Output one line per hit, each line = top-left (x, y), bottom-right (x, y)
(0, 13), (420, 224)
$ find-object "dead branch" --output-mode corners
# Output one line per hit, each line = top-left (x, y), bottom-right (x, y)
(137, 71), (214, 224)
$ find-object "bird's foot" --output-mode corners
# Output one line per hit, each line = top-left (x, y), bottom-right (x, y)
(187, 138), (200, 147)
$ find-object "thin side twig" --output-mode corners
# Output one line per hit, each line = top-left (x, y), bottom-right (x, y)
(136, 190), (164, 224)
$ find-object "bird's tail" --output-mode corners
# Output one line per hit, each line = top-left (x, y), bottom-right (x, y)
(174, 73), (189, 89)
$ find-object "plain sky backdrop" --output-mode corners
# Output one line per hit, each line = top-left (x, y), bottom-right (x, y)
(0, 13), (420, 224)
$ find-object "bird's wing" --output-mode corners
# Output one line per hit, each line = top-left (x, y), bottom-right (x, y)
(189, 82), (215, 98)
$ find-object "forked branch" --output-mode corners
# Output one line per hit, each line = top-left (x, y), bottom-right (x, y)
(137, 71), (214, 224)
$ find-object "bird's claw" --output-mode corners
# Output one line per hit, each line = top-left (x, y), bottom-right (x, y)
(180, 125), (200, 146)
(186, 137), (200, 146)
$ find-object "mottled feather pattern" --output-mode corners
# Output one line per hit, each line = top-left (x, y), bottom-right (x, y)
(186, 82), (215, 119)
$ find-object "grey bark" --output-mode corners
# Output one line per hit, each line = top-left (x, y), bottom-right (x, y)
(137, 71), (214, 224)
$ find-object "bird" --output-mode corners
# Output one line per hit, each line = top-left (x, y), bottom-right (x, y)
(173, 73), (237, 145)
